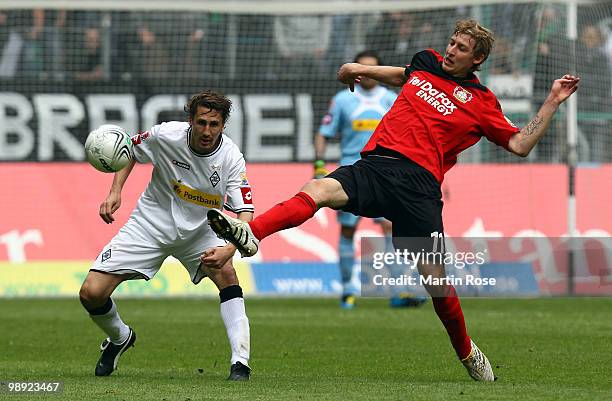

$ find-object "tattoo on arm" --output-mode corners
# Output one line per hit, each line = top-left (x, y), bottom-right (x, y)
(524, 114), (543, 137)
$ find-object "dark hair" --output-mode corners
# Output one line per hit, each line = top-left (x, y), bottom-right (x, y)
(184, 90), (232, 123)
(353, 50), (382, 65)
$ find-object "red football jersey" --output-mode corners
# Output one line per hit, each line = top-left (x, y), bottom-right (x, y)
(361, 49), (520, 183)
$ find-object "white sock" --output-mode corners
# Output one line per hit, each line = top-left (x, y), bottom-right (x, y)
(220, 297), (250, 366)
(89, 299), (130, 345)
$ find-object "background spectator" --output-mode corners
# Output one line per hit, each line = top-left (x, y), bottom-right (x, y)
(273, 15), (332, 77)
(576, 24), (611, 162)
(365, 10), (454, 67)
(66, 11), (105, 81)
(41, 9), (67, 80)
(127, 11), (211, 82)
(235, 15), (274, 79)
(532, 5), (567, 161)
(0, 10), (43, 78)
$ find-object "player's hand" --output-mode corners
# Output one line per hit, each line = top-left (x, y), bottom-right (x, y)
(99, 191), (121, 224)
(313, 160), (329, 179)
(337, 63), (362, 92)
(200, 245), (235, 269)
(549, 74), (580, 105)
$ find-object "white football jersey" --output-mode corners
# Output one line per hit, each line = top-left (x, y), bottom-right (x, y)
(129, 121), (254, 243)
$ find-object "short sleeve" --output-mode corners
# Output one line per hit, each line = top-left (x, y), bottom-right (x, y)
(405, 49), (440, 77)
(224, 151), (255, 214)
(318, 94), (343, 138)
(480, 98), (520, 149)
(131, 125), (160, 164)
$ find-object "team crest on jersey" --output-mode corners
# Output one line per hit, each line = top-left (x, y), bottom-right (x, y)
(240, 172), (250, 186)
(453, 86), (473, 104)
(101, 249), (111, 263)
(209, 171), (220, 187)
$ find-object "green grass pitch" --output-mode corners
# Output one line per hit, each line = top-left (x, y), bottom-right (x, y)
(1, 298), (611, 401)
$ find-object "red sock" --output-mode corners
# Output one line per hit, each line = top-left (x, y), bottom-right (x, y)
(249, 192), (317, 240)
(432, 286), (472, 359)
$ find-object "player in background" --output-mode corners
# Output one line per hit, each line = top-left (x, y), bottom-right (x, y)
(207, 19), (579, 381)
(79, 91), (253, 381)
(314, 50), (426, 309)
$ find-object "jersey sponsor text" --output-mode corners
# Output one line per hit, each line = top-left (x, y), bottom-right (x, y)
(352, 119), (381, 131)
(172, 180), (221, 209)
(408, 76), (457, 116)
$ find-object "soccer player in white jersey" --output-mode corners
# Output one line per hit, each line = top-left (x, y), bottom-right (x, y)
(79, 91), (253, 381)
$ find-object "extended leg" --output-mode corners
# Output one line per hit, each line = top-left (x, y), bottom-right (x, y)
(208, 178), (349, 257)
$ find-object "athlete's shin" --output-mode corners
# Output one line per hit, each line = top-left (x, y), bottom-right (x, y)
(431, 285), (471, 360)
(84, 298), (131, 345)
(219, 285), (250, 366)
(249, 192), (317, 240)
(417, 263), (471, 359)
(339, 235), (355, 295)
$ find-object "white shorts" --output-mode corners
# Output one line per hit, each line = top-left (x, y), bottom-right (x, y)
(91, 218), (226, 284)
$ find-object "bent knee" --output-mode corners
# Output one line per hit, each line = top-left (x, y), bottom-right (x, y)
(79, 280), (110, 308)
(302, 178), (348, 209)
(79, 282), (101, 307)
(301, 179), (324, 197)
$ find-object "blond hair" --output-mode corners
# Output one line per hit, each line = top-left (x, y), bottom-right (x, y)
(453, 19), (495, 71)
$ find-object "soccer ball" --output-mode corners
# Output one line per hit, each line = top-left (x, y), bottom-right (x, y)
(84, 125), (134, 173)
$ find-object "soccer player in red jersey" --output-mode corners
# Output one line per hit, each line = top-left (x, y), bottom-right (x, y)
(207, 19), (580, 381)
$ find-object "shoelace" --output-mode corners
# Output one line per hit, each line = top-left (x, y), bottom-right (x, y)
(472, 348), (488, 375)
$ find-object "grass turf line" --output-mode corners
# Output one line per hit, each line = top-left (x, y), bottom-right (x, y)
(1, 298), (611, 401)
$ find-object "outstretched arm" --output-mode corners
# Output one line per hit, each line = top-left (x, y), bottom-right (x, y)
(337, 63), (407, 91)
(99, 159), (136, 223)
(508, 75), (580, 157)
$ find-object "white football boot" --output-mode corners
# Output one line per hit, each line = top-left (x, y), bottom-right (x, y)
(461, 339), (496, 381)
(207, 210), (259, 257)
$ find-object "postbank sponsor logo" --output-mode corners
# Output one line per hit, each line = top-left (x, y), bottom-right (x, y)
(172, 180), (221, 208)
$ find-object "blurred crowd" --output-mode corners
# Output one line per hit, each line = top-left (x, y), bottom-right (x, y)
(0, 6), (610, 161)
(0, 9), (228, 81)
